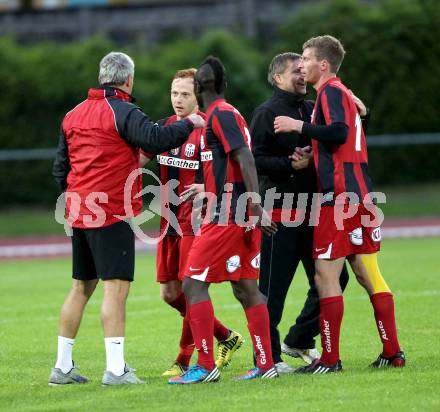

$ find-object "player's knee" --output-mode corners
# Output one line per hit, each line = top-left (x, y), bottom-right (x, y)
(182, 278), (208, 304)
(351, 263), (365, 282)
(258, 291), (268, 305)
(160, 288), (179, 304)
(182, 278), (193, 298)
(103, 279), (130, 301)
(160, 281), (182, 303)
(354, 271), (368, 285)
(71, 279), (97, 299)
(232, 283), (264, 308)
(347, 256), (368, 284)
(232, 285), (245, 305)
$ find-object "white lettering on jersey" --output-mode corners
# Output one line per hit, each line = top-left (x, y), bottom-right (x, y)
(156, 155), (199, 169)
(200, 151), (213, 162)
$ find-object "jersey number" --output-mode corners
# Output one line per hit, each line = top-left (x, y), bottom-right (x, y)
(244, 127), (252, 149)
(355, 113), (362, 152)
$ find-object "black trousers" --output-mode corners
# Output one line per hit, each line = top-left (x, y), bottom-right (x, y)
(258, 222), (350, 364)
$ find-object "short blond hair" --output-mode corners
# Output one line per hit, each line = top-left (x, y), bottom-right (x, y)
(303, 35), (346, 73)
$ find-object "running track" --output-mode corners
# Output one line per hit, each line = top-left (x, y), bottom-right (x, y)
(1, 217), (439, 260)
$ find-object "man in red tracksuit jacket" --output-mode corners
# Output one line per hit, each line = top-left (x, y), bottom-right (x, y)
(49, 52), (204, 386)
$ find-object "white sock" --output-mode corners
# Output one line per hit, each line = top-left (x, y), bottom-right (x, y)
(104, 337), (125, 376)
(55, 336), (75, 374)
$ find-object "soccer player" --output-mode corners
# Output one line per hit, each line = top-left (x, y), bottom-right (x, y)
(251, 52), (351, 372)
(139, 68), (244, 376)
(274, 35), (405, 373)
(168, 56), (279, 384)
(50, 52), (204, 385)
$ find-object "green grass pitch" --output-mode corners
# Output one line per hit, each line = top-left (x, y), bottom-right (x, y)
(1, 237), (439, 412)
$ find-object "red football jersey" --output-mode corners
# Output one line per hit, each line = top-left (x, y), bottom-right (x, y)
(142, 112), (205, 235)
(311, 77), (373, 204)
(200, 99), (252, 224)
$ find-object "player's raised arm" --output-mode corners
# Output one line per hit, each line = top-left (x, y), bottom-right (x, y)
(111, 101), (204, 154)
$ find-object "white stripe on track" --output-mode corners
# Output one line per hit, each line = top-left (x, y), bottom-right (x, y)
(382, 225), (440, 239)
(0, 239), (156, 258)
(1, 225), (439, 259)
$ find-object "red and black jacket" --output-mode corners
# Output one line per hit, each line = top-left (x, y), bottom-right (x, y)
(52, 86), (194, 228)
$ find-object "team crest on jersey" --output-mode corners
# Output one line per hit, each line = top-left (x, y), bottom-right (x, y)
(251, 253), (260, 269)
(200, 135), (205, 150)
(349, 227), (363, 246)
(169, 148), (180, 156)
(184, 143), (196, 158)
(226, 255), (241, 273)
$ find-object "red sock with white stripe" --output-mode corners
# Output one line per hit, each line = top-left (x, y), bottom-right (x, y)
(188, 300), (215, 371)
(319, 295), (344, 366)
(245, 304), (274, 370)
(370, 292), (401, 357)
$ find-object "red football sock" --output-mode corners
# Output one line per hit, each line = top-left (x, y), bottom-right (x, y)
(167, 293), (194, 366)
(188, 300), (215, 370)
(168, 293), (186, 317)
(370, 292), (401, 357)
(319, 295), (344, 365)
(176, 313), (194, 366)
(245, 304), (274, 370)
(213, 318), (230, 342)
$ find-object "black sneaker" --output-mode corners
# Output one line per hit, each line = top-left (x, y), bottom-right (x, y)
(370, 351), (406, 368)
(295, 359), (342, 374)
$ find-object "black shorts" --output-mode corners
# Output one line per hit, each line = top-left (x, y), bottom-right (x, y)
(72, 220), (135, 282)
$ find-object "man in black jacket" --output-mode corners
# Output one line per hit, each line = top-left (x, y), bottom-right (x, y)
(250, 52), (350, 373)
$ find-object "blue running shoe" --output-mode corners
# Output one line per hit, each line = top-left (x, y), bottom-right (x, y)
(236, 366), (279, 380)
(168, 364), (220, 385)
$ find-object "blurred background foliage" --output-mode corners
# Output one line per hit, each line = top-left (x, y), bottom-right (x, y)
(1, 0), (439, 207)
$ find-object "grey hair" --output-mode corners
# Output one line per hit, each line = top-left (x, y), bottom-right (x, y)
(98, 52), (135, 86)
(267, 52), (302, 86)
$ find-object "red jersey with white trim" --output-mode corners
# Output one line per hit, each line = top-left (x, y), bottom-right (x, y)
(311, 77), (374, 205)
(200, 99), (251, 224)
(142, 112), (205, 236)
